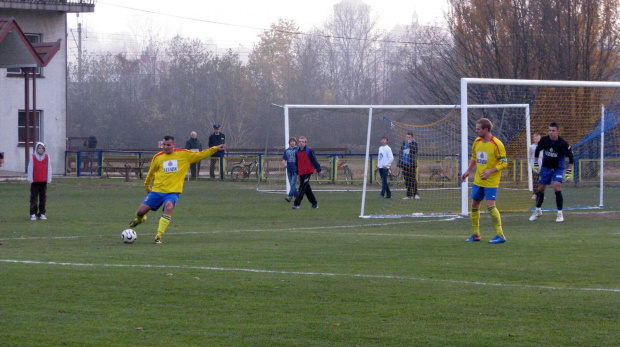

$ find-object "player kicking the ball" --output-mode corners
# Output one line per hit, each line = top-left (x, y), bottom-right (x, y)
(530, 122), (574, 223)
(461, 118), (508, 244)
(129, 135), (225, 244)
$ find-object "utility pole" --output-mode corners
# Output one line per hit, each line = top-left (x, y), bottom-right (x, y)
(77, 13), (82, 83)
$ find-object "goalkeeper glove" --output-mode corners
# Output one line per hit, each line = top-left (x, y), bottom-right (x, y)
(564, 169), (574, 183)
(532, 163), (540, 174)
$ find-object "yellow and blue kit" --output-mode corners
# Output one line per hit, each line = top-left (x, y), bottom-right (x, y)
(145, 147), (219, 193)
(470, 136), (508, 188)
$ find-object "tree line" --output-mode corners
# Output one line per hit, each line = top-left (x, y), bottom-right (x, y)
(67, 0), (619, 150)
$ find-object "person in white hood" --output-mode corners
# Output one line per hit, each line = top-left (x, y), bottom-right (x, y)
(27, 142), (52, 220)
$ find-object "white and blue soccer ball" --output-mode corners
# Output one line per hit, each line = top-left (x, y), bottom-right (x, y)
(121, 229), (137, 243)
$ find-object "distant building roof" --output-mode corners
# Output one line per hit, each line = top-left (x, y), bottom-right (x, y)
(0, 0), (95, 13)
(0, 17), (61, 68)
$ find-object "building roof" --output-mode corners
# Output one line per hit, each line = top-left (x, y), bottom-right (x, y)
(0, 17), (61, 68)
(0, 0), (95, 13)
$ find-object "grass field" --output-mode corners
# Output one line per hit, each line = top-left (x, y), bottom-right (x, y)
(1, 178), (618, 346)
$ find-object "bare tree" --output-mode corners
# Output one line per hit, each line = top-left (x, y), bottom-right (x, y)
(321, 0), (383, 104)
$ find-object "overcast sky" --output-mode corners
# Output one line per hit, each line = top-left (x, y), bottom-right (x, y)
(68, 0), (448, 58)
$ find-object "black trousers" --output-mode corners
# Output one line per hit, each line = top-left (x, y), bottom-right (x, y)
(189, 161), (200, 179)
(294, 174), (317, 206)
(30, 182), (47, 216)
(402, 165), (418, 197)
(210, 153), (223, 178)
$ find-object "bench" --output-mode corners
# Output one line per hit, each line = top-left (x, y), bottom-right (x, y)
(65, 154), (99, 175)
(96, 155), (152, 179)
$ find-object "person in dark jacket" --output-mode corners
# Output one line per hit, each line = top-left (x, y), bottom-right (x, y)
(398, 132), (420, 199)
(185, 131), (203, 180)
(208, 125), (226, 179)
(282, 137), (298, 202)
(292, 136), (321, 209)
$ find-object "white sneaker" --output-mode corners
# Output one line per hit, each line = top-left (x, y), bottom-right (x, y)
(30, 214), (37, 221)
(556, 211), (564, 223)
(414, 194), (420, 200)
(402, 196), (412, 200)
(39, 214), (47, 220)
(529, 209), (542, 221)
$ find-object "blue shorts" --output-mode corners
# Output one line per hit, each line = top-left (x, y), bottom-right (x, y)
(471, 185), (499, 201)
(538, 167), (564, 185)
(143, 192), (179, 211)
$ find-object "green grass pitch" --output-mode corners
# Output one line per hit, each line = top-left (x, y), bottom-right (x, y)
(0, 178), (618, 346)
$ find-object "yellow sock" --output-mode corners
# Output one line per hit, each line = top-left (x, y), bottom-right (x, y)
(471, 208), (481, 236)
(156, 214), (171, 239)
(488, 206), (505, 238)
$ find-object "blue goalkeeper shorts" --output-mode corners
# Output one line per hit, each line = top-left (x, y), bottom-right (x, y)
(538, 167), (564, 185)
(143, 192), (179, 211)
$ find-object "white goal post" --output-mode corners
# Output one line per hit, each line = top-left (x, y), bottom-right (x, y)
(460, 78), (620, 215)
(282, 104), (530, 218)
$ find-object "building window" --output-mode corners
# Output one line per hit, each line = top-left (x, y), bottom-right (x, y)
(7, 33), (42, 76)
(18, 110), (43, 145)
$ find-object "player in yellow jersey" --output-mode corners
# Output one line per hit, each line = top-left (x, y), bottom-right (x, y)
(460, 118), (508, 244)
(129, 135), (226, 244)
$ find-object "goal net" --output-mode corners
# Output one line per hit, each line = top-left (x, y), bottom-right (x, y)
(460, 78), (620, 215)
(260, 104), (530, 218)
(363, 105), (529, 218)
(258, 106), (372, 194)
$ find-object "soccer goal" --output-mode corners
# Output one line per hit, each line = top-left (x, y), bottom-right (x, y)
(460, 78), (620, 215)
(262, 104), (531, 218)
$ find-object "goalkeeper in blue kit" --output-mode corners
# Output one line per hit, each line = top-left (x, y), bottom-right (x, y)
(530, 122), (574, 223)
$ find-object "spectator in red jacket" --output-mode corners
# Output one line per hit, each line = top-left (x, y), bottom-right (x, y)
(27, 142), (52, 221)
(293, 136), (322, 210)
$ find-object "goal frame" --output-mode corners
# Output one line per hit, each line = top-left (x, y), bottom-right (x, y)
(460, 78), (620, 215)
(282, 103), (530, 218)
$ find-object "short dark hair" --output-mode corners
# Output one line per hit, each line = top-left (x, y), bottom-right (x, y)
(549, 122), (559, 129)
(406, 132), (413, 137)
(382, 136), (389, 142)
(163, 135), (175, 142)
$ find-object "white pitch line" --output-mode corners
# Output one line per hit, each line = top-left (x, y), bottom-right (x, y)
(0, 219), (460, 241)
(1, 259), (618, 293)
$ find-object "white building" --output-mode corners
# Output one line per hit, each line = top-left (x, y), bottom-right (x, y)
(0, 0), (95, 174)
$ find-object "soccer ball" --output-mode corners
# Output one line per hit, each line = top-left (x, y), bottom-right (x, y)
(121, 229), (137, 243)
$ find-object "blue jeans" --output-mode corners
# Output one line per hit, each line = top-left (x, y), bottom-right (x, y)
(379, 168), (391, 198)
(287, 169), (298, 198)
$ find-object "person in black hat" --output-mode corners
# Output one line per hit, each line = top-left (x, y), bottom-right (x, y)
(208, 125), (226, 179)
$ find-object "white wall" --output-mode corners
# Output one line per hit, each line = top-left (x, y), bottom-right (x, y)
(0, 10), (67, 174)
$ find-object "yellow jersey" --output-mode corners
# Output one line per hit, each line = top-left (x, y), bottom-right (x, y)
(470, 136), (508, 188)
(145, 147), (219, 193)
